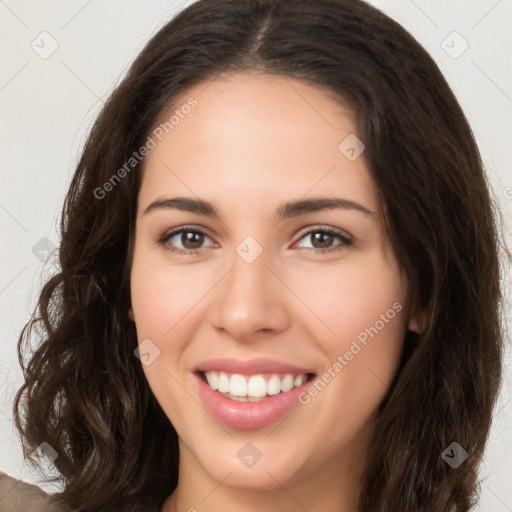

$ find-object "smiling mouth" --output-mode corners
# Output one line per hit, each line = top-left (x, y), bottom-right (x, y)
(196, 370), (316, 402)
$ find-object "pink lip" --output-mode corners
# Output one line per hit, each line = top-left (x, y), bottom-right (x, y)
(195, 357), (314, 376)
(194, 371), (313, 430)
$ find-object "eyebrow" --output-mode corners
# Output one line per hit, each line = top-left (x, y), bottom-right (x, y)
(143, 196), (376, 220)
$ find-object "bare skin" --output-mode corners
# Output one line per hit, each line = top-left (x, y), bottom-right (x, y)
(128, 72), (423, 512)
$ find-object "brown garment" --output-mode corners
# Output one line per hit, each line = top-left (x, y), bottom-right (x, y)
(0, 471), (68, 512)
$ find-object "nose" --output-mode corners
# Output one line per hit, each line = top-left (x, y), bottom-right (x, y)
(210, 242), (290, 342)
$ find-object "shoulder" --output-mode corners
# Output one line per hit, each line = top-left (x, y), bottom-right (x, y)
(0, 471), (68, 512)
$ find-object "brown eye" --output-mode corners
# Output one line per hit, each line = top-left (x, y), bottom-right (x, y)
(178, 230), (205, 250)
(157, 225), (352, 257)
(157, 227), (214, 255)
(295, 227), (353, 254)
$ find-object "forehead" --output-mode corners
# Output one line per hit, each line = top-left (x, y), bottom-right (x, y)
(138, 72), (379, 219)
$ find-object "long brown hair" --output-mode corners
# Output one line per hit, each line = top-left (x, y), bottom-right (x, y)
(13, 0), (509, 510)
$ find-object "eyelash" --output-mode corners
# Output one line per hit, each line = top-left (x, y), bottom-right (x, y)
(157, 225), (353, 256)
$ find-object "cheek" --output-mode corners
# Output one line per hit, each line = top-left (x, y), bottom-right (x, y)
(296, 250), (407, 423)
(129, 244), (203, 340)
(130, 257), (197, 427)
(292, 248), (406, 344)
(129, 246), (190, 383)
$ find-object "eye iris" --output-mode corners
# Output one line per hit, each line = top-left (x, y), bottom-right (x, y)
(182, 231), (204, 249)
(312, 232), (333, 249)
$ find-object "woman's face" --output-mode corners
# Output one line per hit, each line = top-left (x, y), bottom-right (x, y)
(129, 72), (420, 499)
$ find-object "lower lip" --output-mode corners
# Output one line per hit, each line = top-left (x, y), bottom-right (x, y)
(194, 372), (313, 430)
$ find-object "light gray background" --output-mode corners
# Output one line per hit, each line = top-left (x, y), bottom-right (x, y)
(1, 0), (511, 509)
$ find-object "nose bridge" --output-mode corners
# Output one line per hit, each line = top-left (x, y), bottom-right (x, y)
(212, 234), (287, 338)
(225, 235), (272, 307)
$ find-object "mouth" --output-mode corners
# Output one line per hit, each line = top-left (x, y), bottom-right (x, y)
(196, 370), (317, 402)
(192, 356), (318, 429)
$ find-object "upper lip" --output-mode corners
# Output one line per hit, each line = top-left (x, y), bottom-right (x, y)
(195, 357), (315, 376)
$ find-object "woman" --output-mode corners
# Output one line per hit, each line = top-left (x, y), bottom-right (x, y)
(10, 0), (509, 510)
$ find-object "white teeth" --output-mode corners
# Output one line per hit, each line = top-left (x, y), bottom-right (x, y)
(205, 371), (218, 390)
(294, 374), (306, 387)
(247, 375), (267, 397)
(203, 371), (310, 398)
(217, 372), (230, 393)
(267, 375), (281, 395)
(229, 374), (247, 396)
(281, 375), (294, 393)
